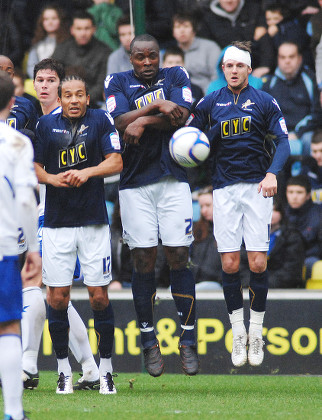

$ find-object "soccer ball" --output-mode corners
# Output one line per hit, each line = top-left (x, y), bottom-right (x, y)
(169, 127), (210, 168)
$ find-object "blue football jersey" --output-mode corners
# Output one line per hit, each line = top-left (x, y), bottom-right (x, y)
(34, 108), (122, 228)
(189, 85), (290, 189)
(104, 66), (193, 189)
(7, 96), (38, 132)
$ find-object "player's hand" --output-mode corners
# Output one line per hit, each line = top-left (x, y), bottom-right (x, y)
(258, 172), (277, 198)
(64, 169), (89, 187)
(157, 100), (183, 126)
(123, 120), (145, 145)
(22, 251), (42, 282)
(48, 172), (72, 188)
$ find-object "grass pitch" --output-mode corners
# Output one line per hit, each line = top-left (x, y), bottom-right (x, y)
(1, 372), (321, 420)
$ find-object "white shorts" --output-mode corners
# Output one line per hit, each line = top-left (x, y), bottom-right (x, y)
(213, 183), (272, 253)
(119, 177), (193, 249)
(42, 224), (112, 287)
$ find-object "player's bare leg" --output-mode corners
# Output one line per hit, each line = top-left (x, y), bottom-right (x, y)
(221, 251), (247, 367)
(164, 246), (199, 375)
(131, 247), (164, 377)
(247, 251), (267, 366)
(87, 286), (116, 394)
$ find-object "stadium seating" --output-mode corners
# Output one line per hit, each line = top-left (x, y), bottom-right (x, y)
(306, 260), (322, 289)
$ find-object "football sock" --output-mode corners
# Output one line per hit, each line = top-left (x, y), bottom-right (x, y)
(222, 270), (243, 314)
(48, 305), (69, 360)
(57, 357), (72, 377)
(131, 270), (157, 348)
(170, 268), (196, 346)
(249, 270), (268, 312)
(21, 286), (46, 374)
(99, 357), (113, 377)
(93, 303), (114, 359)
(82, 357), (99, 381)
(249, 309), (265, 338)
(229, 308), (246, 337)
(0, 334), (24, 420)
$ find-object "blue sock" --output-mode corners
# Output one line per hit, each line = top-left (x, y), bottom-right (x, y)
(170, 268), (196, 346)
(131, 270), (157, 348)
(249, 270), (268, 312)
(48, 305), (69, 359)
(222, 270), (243, 314)
(93, 303), (115, 359)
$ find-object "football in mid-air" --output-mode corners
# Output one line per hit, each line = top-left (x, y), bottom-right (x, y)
(169, 127), (210, 168)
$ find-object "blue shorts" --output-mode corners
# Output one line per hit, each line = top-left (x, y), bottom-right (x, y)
(0, 256), (23, 323)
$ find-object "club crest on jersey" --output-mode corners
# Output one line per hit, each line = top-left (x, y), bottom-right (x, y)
(78, 124), (88, 135)
(241, 99), (255, 110)
(221, 116), (251, 138)
(135, 88), (165, 109)
(6, 118), (16, 128)
(59, 141), (87, 168)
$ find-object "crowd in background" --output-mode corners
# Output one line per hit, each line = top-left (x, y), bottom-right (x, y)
(1, 0), (322, 289)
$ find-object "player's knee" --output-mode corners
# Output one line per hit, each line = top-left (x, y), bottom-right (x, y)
(248, 253), (267, 273)
(46, 286), (70, 310)
(132, 247), (157, 273)
(164, 246), (189, 270)
(88, 286), (109, 310)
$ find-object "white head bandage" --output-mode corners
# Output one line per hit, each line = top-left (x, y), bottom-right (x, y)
(223, 46), (251, 67)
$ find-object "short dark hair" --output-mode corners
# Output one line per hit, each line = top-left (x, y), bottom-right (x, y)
(172, 12), (197, 32)
(58, 75), (88, 98)
(130, 34), (159, 55)
(312, 128), (322, 145)
(33, 58), (65, 81)
(286, 175), (311, 193)
(117, 15), (131, 29)
(0, 70), (15, 110)
(231, 40), (252, 55)
(72, 10), (95, 26)
(163, 46), (185, 63)
(278, 41), (302, 55)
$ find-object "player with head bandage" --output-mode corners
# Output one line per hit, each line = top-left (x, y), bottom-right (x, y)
(189, 41), (290, 367)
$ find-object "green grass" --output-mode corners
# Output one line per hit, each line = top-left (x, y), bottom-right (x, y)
(1, 372), (321, 420)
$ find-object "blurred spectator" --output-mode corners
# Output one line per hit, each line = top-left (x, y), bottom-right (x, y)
(190, 186), (222, 290)
(12, 67), (42, 115)
(316, 34), (322, 107)
(26, 4), (70, 79)
(285, 174), (322, 278)
(206, 46), (263, 94)
(87, 0), (123, 51)
(197, 0), (275, 77)
(145, 1), (178, 49)
(262, 41), (322, 156)
(267, 198), (305, 288)
(0, 2), (24, 66)
(162, 46), (203, 109)
(264, 3), (314, 69)
(172, 12), (221, 94)
(106, 15), (134, 75)
(52, 10), (112, 108)
(306, 0), (322, 56)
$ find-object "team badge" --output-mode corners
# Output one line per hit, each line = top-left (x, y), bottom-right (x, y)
(242, 99), (255, 110)
(279, 117), (288, 134)
(106, 95), (116, 112)
(104, 75), (113, 89)
(182, 86), (192, 103)
(78, 124), (88, 135)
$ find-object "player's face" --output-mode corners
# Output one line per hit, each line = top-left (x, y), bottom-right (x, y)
(173, 21), (195, 44)
(118, 24), (134, 52)
(34, 69), (60, 106)
(13, 76), (24, 96)
(222, 60), (252, 92)
(42, 8), (60, 35)
(286, 185), (311, 209)
(60, 79), (89, 120)
(71, 18), (96, 46)
(198, 193), (213, 222)
(0, 56), (14, 79)
(311, 142), (322, 167)
(130, 41), (160, 82)
(219, 0), (240, 13)
(163, 54), (184, 68)
(278, 44), (302, 80)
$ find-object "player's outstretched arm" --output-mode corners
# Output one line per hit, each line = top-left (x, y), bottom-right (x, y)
(64, 153), (123, 188)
